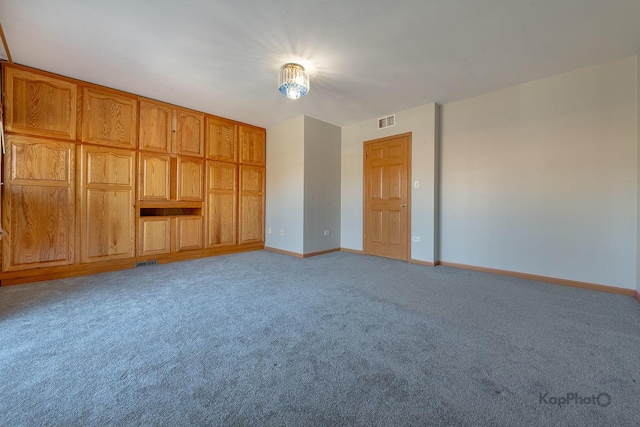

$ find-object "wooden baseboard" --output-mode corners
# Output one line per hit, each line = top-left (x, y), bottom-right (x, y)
(635, 290), (640, 304)
(409, 259), (436, 267)
(340, 248), (364, 255)
(438, 261), (635, 296)
(264, 247), (340, 258)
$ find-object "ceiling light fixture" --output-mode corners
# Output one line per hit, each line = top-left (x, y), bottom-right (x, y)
(278, 63), (309, 100)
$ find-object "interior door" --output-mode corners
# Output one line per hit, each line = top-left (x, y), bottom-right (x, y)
(363, 133), (411, 261)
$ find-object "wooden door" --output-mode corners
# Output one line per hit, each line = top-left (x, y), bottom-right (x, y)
(138, 217), (171, 256)
(176, 216), (203, 251)
(81, 87), (137, 148)
(2, 135), (75, 271)
(206, 161), (237, 247)
(139, 100), (172, 153)
(80, 145), (135, 262)
(176, 157), (204, 201)
(139, 153), (171, 201)
(239, 165), (265, 244)
(174, 109), (204, 157)
(363, 133), (411, 261)
(239, 125), (265, 166)
(205, 117), (237, 162)
(3, 66), (77, 140)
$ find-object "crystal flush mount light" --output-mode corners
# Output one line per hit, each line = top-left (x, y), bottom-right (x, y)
(278, 63), (309, 100)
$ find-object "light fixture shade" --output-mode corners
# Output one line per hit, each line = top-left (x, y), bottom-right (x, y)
(278, 63), (309, 99)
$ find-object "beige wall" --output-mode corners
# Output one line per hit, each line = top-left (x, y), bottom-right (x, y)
(441, 56), (638, 289)
(265, 116), (305, 254)
(637, 55), (640, 294)
(341, 103), (439, 263)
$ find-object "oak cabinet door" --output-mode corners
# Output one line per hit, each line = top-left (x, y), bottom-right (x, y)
(206, 161), (237, 247)
(138, 217), (171, 257)
(176, 157), (204, 201)
(3, 66), (77, 140)
(139, 153), (171, 201)
(239, 165), (265, 244)
(80, 146), (135, 262)
(2, 135), (75, 271)
(174, 109), (204, 157)
(239, 125), (265, 166)
(176, 216), (203, 252)
(139, 100), (172, 153)
(82, 87), (137, 148)
(205, 117), (237, 162)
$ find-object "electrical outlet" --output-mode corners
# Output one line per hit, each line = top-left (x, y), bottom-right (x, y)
(323, 230), (330, 236)
(268, 228), (272, 234)
(414, 180), (420, 188)
(280, 229), (284, 236)
(412, 236), (421, 242)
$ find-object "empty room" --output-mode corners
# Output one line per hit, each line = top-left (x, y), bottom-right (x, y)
(1, 1), (640, 425)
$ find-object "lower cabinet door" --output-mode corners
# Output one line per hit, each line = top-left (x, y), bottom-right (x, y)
(138, 217), (171, 257)
(176, 216), (203, 252)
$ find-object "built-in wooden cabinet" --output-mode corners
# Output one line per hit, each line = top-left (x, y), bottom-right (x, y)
(239, 165), (265, 244)
(3, 67), (77, 140)
(79, 145), (136, 263)
(2, 135), (76, 271)
(81, 87), (137, 148)
(239, 125), (266, 166)
(206, 161), (237, 247)
(1, 63), (264, 284)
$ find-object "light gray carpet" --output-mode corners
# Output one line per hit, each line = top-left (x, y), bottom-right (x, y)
(1, 250), (639, 426)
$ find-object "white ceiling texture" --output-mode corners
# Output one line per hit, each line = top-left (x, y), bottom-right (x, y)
(1, 0), (639, 128)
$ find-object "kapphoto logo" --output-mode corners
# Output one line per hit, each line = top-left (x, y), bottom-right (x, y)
(539, 392), (611, 408)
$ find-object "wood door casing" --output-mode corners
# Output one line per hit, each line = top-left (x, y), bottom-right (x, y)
(363, 133), (411, 261)
(2, 135), (75, 271)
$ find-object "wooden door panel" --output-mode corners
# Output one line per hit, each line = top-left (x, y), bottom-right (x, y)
(86, 150), (134, 186)
(174, 110), (204, 157)
(139, 154), (171, 201)
(139, 100), (172, 153)
(177, 157), (203, 201)
(6, 186), (74, 269)
(239, 126), (266, 165)
(363, 134), (410, 261)
(176, 217), (203, 251)
(206, 117), (237, 162)
(139, 217), (171, 256)
(4, 66), (77, 140)
(84, 189), (134, 259)
(10, 138), (73, 183)
(206, 161), (237, 247)
(82, 87), (137, 148)
(239, 165), (264, 244)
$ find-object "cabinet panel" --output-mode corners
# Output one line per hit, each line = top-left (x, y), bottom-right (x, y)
(176, 216), (203, 251)
(139, 153), (171, 201)
(177, 157), (204, 201)
(239, 166), (265, 244)
(80, 146), (135, 263)
(138, 217), (171, 256)
(82, 87), (137, 148)
(205, 117), (237, 162)
(174, 110), (204, 157)
(139, 100), (172, 153)
(2, 136), (75, 271)
(239, 126), (265, 166)
(206, 161), (237, 247)
(3, 66), (77, 140)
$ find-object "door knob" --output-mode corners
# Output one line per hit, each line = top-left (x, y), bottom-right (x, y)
(401, 203), (406, 208)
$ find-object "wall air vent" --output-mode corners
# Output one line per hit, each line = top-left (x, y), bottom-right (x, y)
(378, 114), (396, 130)
(135, 260), (158, 267)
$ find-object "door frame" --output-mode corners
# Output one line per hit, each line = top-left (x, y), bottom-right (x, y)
(362, 132), (412, 261)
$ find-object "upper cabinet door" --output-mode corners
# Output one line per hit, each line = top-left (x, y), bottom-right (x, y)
(3, 66), (77, 140)
(81, 87), (137, 148)
(239, 125), (266, 166)
(205, 117), (237, 162)
(174, 109), (204, 157)
(139, 100), (172, 153)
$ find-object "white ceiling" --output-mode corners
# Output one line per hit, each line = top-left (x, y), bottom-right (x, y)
(1, 0), (639, 128)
